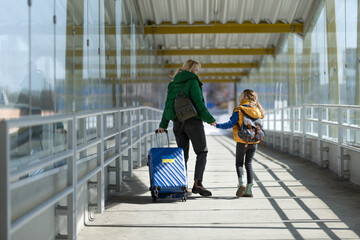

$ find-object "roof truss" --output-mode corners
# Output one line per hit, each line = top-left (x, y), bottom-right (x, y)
(144, 22), (303, 34)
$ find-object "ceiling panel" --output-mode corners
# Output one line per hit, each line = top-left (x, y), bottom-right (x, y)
(136, 0), (318, 78)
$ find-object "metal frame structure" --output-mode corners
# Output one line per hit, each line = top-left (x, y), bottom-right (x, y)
(0, 107), (166, 240)
(264, 104), (360, 179)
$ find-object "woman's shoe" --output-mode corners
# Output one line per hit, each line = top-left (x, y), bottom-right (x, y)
(192, 180), (212, 196)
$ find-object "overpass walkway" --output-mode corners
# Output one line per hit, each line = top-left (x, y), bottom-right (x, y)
(78, 135), (360, 240)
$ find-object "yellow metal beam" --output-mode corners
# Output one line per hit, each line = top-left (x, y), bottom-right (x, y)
(199, 72), (248, 77)
(201, 78), (240, 83)
(67, 22), (303, 35)
(165, 62), (258, 69)
(158, 48), (274, 56)
(67, 49), (149, 57)
(144, 22), (303, 34)
(68, 48), (272, 56)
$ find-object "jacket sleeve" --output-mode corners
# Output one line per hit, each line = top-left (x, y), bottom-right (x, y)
(158, 82), (173, 129)
(187, 79), (216, 124)
(159, 111), (169, 129)
(216, 112), (239, 129)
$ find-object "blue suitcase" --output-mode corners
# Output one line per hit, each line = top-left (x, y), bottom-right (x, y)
(148, 130), (188, 203)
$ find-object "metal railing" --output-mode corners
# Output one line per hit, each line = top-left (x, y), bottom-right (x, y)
(264, 104), (360, 179)
(0, 106), (168, 240)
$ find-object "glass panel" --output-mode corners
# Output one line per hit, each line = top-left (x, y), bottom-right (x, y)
(311, 7), (328, 104)
(55, 1), (67, 114)
(324, 107), (338, 122)
(336, 0), (346, 105)
(85, 0), (100, 110)
(295, 35), (303, 105)
(294, 120), (301, 133)
(0, 2), (29, 120)
(30, 0), (55, 116)
(338, 0), (358, 105)
(323, 124), (338, 141)
(284, 120), (290, 132)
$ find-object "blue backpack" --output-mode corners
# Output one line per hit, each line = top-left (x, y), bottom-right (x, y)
(236, 108), (265, 147)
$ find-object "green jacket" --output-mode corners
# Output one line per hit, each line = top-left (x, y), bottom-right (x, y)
(159, 70), (216, 129)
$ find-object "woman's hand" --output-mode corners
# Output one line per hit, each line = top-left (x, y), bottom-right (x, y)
(157, 128), (166, 133)
(210, 122), (217, 127)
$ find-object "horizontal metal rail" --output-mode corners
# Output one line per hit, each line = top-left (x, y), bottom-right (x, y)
(0, 106), (168, 240)
(264, 104), (360, 152)
(264, 104), (360, 182)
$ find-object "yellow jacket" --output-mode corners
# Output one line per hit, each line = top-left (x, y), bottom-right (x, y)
(232, 100), (262, 143)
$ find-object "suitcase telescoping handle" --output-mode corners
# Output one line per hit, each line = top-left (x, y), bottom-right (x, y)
(155, 129), (170, 148)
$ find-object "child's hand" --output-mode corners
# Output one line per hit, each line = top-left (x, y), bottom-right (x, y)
(210, 121), (217, 127)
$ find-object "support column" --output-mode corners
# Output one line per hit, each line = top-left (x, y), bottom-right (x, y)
(67, 116), (77, 240)
(287, 34), (298, 107)
(356, 0), (360, 144)
(326, 0), (343, 176)
(357, 0), (360, 106)
(65, 0), (84, 113)
(0, 121), (10, 240)
(104, 0), (118, 108)
(96, 114), (105, 213)
(326, 0), (340, 104)
(302, 34), (312, 105)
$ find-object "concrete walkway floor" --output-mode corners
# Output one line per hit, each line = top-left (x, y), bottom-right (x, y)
(78, 135), (360, 240)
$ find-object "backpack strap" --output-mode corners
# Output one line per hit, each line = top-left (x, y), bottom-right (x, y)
(177, 81), (187, 97)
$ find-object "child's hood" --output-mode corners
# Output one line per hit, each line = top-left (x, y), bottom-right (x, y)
(238, 100), (262, 119)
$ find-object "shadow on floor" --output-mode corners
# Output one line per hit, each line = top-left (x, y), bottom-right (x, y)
(256, 146), (360, 239)
(215, 135), (360, 239)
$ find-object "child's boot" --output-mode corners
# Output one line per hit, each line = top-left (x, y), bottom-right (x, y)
(236, 177), (246, 197)
(244, 183), (254, 197)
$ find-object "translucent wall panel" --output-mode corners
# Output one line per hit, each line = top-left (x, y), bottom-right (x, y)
(0, 2), (30, 119)
(30, 0), (55, 116)
(294, 35), (303, 105)
(337, 0), (358, 105)
(311, 7), (328, 104)
(55, 1), (68, 113)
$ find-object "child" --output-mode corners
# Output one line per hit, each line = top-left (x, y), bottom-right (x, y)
(216, 89), (265, 197)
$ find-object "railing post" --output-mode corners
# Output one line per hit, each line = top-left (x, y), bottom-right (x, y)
(280, 108), (284, 151)
(128, 110), (133, 177)
(289, 107), (294, 154)
(96, 113), (105, 213)
(266, 110), (270, 147)
(273, 109), (276, 148)
(143, 108), (148, 164)
(301, 105), (306, 158)
(115, 111), (121, 191)
(0, 120), (10, 240)
(317, 106), (323, 167)
(337, 106), (343, 176)
(136, 109), (141, 167)
(151, 110), (155, 148)
(67, 115), (77, 239)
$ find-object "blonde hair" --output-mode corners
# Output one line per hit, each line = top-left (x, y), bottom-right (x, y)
(241, 89), (265, 119)
(170, 59), (201, 78)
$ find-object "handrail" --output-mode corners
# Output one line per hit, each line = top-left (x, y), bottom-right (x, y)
(0, 106), (168, 240)
(265, 104), (360, 149)
(264, 104), (360, 181)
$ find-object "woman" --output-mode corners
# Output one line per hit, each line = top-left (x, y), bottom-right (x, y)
(157, 59), (216, 197)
